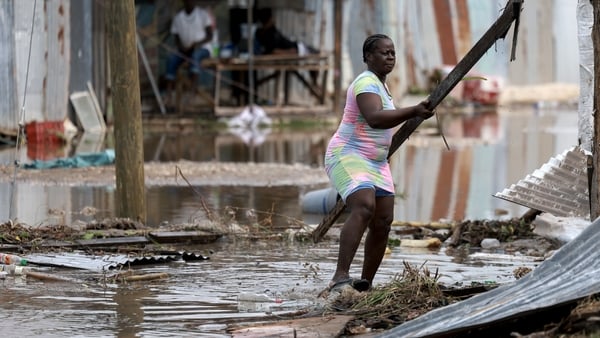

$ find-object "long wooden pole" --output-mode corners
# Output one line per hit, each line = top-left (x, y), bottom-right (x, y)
(106, 0), (146, 223)
(312, 0), (523, 243)
(591, 0), (600, 219)
(333, 0), (343, 115)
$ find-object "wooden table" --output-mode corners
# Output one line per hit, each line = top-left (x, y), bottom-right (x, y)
(202, 54), (331, 116)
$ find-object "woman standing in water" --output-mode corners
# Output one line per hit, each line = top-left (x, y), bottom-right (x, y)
(324, 34), (434, 292)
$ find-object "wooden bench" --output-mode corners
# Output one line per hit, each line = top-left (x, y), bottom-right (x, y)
(202, 54), (331, 116)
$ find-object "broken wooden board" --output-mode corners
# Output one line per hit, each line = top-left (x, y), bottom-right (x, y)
(229, 315), (354, 338)
(399, 238), (442, 249)
(312, 0), (524, 243)
(148, 231), (223, 244)
(76, 236), (150, 247)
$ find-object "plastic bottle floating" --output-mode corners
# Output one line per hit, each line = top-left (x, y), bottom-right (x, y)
(0, 253), (28, 266)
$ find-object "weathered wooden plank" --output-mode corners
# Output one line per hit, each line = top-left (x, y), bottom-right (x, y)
(312, 0), (524, 243)
(76, 236), (150, 247)
(229, 315), (354, 338)
(148, 231), (222, 244)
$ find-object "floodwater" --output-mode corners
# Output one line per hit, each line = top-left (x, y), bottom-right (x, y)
(0, 104), (579, 337)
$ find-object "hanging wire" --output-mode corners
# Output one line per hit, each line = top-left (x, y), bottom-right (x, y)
(9, 0), (37, 221)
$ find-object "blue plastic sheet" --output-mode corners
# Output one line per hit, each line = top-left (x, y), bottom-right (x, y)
(23, 149), (115, 169)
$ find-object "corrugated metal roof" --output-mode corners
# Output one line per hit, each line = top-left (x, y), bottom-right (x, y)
(494, 146), (591, 219)
(24, 251), (208, 271)
(378, 215), (599, 337)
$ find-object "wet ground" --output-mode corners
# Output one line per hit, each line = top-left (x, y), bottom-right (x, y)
(0, 239), (542, 337)
(0, 104), (579, 336)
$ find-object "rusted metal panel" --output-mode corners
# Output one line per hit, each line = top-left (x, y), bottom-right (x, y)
(3, 0), (71, 132)
(433, 0), (457, 66)
(495, 146), (591, 219)
(454, 0), (471, 59)
(340, 0), (578, 98)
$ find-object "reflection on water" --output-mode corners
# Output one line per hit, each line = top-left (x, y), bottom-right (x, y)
(0, 240), (541, 337)
(0, 106), (579, 226)
(144, 129), (330, 166)
(393, 106), (578, 223)
(0, 106), (579, 336)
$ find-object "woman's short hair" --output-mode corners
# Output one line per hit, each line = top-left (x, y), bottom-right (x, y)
(362, 34), (391, 63)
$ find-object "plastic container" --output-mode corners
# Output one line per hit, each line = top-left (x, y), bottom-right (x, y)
(0, 265), (29, 275)
(25, 121), (65, 144)
(0, 253), (28, 266)
(300, 187), (339, 214)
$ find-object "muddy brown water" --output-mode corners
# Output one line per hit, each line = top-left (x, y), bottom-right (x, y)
(0, 105), (578, 336)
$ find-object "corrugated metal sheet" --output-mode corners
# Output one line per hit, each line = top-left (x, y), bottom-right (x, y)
(379, 215), (598, 337)
(0, 1), (18, 136)
(14, 0), (45, 123)
(44, 0), (70, 120)
(342, 0), (578, 98)
(1, 0), (580, 132)
(578, 0), (594, 152)
(25, 251), (209, 271)
(2, 0), (71, 134)
(494, 146), (591, 219)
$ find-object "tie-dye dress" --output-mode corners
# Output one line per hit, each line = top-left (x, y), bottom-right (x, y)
(324, 70), (396, 202)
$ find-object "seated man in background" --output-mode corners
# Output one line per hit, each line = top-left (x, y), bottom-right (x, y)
(164, 0), (214, 106)
(254, 8), (317, 56)
(254, 7), (319, 84)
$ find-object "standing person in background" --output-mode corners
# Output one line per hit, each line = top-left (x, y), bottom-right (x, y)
(164, 0), (214, 106)
(323, 34), (434, 293)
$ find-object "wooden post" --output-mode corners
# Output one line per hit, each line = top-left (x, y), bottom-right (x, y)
(592, 0), (600, 219)
(333, 0), (343, 115)
(106, 0), (146, 223)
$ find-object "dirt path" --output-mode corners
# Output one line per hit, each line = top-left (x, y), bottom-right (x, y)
(0, 161), (330, 187)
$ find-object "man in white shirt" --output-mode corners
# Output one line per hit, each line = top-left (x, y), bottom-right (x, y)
(165, 0), (214, 103)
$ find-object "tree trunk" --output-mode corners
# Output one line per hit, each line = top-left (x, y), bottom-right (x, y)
(106, 0), (146, 223)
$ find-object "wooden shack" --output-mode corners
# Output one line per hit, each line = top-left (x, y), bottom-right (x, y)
(135, 0), (339, 117)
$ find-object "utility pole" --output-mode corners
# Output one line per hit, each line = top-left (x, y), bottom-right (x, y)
(106, 0), (146, 223)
